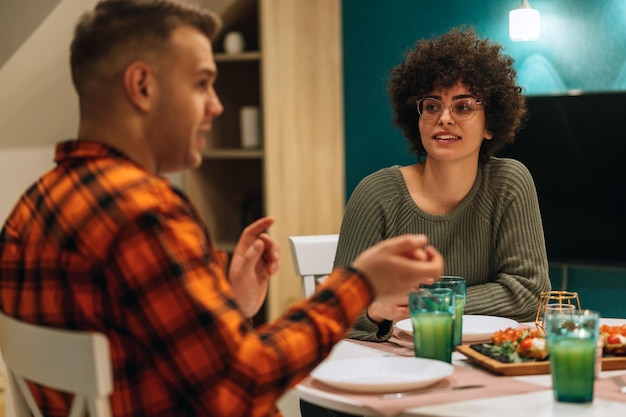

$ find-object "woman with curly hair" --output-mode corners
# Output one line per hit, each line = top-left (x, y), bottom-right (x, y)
(301, 26), (551, 417)
(339, 27), (550, 342)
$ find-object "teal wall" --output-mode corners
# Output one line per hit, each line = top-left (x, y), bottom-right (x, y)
(342, 0), (626, 314)
(342, 0), (626, 196)
(549, 265), (626, 319)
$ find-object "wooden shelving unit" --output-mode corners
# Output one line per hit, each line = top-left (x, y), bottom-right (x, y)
(185, 0), (345, 321)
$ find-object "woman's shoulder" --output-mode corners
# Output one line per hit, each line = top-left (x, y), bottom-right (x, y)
(482, 157), (535, 187)
(353, 165), (403, 191)
(346, 166), (409, 210)
(472, 158), (540, 216)
(484, 156), (530, 172)
(359, 165), (402, 180)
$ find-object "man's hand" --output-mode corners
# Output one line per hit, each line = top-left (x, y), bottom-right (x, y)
(229, 217), (280, 317)
(351, 234), (443, 305)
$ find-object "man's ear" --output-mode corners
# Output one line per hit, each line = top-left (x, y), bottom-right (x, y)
(124, 61), (154, 112)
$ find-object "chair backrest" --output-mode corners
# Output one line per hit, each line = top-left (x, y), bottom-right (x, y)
(288, 234), (339, 298)
(0, 311), (113, 417)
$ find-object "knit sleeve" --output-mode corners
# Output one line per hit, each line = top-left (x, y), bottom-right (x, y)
(346, 310), (394, 341)
(335, 168), (398, 341)
(465, 159), (551, 322)
(334, 168), (398, 267)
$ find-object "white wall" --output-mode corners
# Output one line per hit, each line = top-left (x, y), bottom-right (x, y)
(0, 0), (96, 227)
(0, 1), (96, 149)
(0, 145), (55, 224)
(0, 3), (93, 411)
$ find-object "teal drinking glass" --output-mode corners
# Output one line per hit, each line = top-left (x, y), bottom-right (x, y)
(409, 288), (455, 363)
(545, 309), (600, 403)
(422, 276), (466, 346)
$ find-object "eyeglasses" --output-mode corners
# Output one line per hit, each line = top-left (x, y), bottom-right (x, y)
(416, 97), (483, 121)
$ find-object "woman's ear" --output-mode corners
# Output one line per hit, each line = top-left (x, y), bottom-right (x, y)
(483, 129), (494, 141)
(123, 61), (154, 112)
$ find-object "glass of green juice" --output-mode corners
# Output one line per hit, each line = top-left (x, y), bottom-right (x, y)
(545, 309), (600, 403)
(422, 276), (466, 347)
(409, 288), (455, 363)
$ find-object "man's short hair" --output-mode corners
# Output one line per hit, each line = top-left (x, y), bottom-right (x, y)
(70, 0), (221, 94)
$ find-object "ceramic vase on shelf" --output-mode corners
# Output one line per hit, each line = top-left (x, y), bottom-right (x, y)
(223, 31), (245, 54)
(239, 106), (261, 149)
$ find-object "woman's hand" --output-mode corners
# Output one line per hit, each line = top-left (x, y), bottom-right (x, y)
(365, 241), (432, 323)
(366, 294), (411, 323)
(229, 217), (280, 317)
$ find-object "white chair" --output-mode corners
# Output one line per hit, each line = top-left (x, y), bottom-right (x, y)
(0, 311), (113, 417)
(288, 234), (339, 298)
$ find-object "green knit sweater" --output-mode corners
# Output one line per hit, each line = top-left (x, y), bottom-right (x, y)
(337, 157), (551, 341)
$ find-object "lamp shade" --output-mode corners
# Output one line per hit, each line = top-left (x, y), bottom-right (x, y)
(509, 6), (540, 41)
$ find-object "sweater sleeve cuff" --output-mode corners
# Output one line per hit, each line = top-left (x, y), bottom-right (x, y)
(346, 310), (393, 341)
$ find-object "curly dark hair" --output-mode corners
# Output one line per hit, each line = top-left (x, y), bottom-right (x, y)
(388, 27), (526, 164)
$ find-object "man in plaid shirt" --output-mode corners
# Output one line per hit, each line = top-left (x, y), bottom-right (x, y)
(0, 1), (444, 416)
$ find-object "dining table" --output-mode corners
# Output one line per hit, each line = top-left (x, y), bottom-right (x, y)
(293, 320), (626, 417)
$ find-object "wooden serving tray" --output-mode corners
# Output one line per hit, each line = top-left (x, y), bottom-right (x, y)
(457, 344), (626, 376)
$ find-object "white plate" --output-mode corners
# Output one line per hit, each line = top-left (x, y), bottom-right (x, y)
(462, 315), (519, 342)
(601, 318), (626, 326)
(394, 315), (519, 343)
(394, 318), (413, 334)
(310, 356), (454, 393)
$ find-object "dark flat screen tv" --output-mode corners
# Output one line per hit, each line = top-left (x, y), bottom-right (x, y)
(498, 92), (626, 267)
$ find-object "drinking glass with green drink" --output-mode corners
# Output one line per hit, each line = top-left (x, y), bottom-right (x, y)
(422, 276), (466, 346)
(409, 288), (455, 363)
(544, 309), (600, 403)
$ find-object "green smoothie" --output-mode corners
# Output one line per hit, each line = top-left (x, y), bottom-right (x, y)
(411, 312), (453, 363)
(421, 277), (466, 347)
(453, 296), (465, 346)
(548, 338), (596, 402)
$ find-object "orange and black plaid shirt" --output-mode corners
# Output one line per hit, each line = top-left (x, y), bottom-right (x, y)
(0, 140), (372, 417)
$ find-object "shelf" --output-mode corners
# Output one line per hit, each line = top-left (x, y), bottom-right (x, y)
(215, 241), (237, 253)
(202, 148), (263, 159)
(186, 0), (345, 322)
(215, 51), (261, 62)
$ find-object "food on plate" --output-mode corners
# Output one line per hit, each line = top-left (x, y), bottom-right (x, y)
(473, 323), (626, 364)
(600, 324), (626, 356)
(492, 327), (548, 360)
(470, 327), (548, 363)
